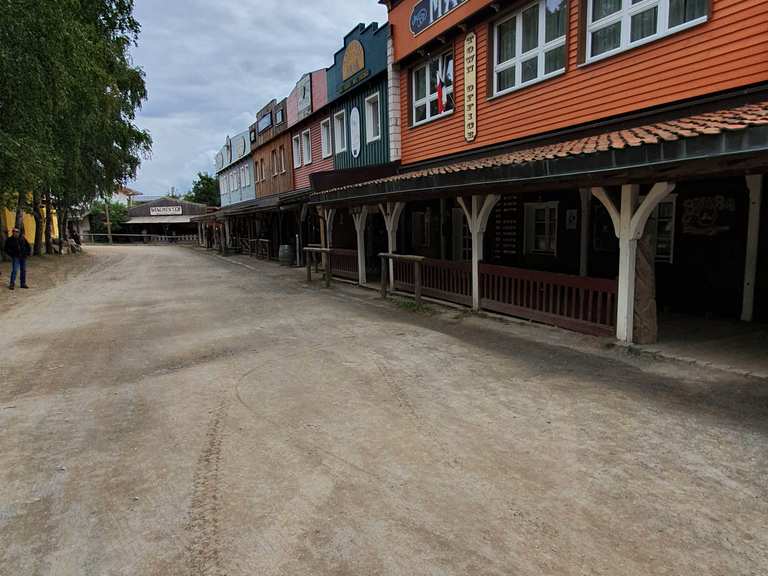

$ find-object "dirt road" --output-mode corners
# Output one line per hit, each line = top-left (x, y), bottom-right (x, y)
(1, 246), (766, 575)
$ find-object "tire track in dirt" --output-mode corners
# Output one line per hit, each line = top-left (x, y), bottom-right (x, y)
(186, 399), (228, 576)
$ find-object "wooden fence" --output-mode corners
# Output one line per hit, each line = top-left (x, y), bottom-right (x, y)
(479, 264), (617, 336)
(329, 248), (358, 281)
(393, 258), (472, 307)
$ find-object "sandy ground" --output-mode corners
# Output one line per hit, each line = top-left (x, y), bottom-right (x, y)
(0, 245), (766, 576)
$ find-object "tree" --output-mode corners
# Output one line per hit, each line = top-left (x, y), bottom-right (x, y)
(89, 200), (128, 236)
(184, 173), (220, 207)
(0, 0), (151, 253)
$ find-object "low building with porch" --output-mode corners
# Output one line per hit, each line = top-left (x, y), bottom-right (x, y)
(125, 197), (207, 240)
(307, 0), (768, 344)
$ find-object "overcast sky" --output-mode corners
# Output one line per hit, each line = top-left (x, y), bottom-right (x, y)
(128, 0), (388, 197)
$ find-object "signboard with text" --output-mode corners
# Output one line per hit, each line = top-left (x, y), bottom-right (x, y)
(410, 0), (467, 36)
(150, 206), (183, 216)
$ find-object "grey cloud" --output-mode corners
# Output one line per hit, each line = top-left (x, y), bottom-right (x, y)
(129, 0), (387, 196)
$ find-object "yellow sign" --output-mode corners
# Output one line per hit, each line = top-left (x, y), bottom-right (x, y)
(464, 32), (477, 142)
(342, 40), (365, 81)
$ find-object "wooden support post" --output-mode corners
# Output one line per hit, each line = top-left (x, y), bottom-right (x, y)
(306, 253), (312, 283)
(594, 182), (674, 343)
(351, 207), (369, 286)
(414, 260), (422, 304)
(379, 202), (405, 290)
(742, 174), (763, 322)
(458, 194), (500, 311)
(380, 255), (388, 298)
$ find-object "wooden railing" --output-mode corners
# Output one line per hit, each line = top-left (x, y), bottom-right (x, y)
(328, 248), (358, 281)
(479, 264), (617, 336)
(393, 258), (472, 307)
(304, 247), (332, 287)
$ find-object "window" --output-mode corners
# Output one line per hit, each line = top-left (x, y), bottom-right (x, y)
(493, 0), (566, 96)
(587, 0), (708, 61)
(279, 146), (286, 173)
(292, 135), (302, 168)
(260, 159), (265, 182)
(272, 149), (278, 176)
(301, 129), (312, 165)
(320, 118), (332, 158)
(411, 209), (432, 248)
(334, 110), (347, 154)
(524, 202), (558, 255)
(365, 93), (381, 143)
(275, 109), (284, 125)
(655, 196), (676, 263)
(412, 50), (454, 125)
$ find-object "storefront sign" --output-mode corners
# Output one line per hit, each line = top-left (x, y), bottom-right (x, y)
(410, 0), (467, 36)
(297, 74), (312, 121)
(464, 31), (477, 142)
(150, 206), (183, 216)
(350, 107), (361, 158)
(339, 40), (369, 95)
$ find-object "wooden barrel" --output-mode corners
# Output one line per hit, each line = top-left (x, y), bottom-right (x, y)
(278, 244), (295, 266)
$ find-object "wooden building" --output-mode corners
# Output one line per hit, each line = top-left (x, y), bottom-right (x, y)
(309, 0), (768, 343)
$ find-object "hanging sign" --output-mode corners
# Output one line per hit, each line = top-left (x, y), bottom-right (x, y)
(464, 31), (477, 142)
(350, 107), (361, 158)
(410, 0), (467, 36)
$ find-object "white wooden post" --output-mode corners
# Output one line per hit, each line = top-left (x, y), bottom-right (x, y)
(352, 206), (369, 285)
(593, 182), (675, 343)
(458, 194), (500, 311)
(742, 174), (763, 322)
(579, 188), (591, 277)
(379, 201), (405, 289)
(224, 218), (232, 249)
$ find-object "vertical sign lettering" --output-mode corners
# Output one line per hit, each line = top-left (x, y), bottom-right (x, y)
(464, 32), (477, 142)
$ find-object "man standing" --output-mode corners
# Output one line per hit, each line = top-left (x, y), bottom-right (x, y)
(4, 228), (31, 290)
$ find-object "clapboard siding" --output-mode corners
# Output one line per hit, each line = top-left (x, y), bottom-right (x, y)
(396, 0), (768, 165)
(293, 114), (335, 191)
(332, 75), (391, 171)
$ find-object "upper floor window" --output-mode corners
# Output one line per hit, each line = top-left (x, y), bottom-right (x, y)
(412, 50), (454, 126)
(292, 135), (302, 168)
(271, 149), (278, 176)
(279, 146), (286, 173)
(587, 0), (708, 61)
(365, 93), (381, 143)
(260, 159), (265, 182)
(320, 118), (332, 158)
(494, 0), (567, 96)
(275, 109), (285, 125)
(334, 110), (347, 154)
(302, 129), (312, 165)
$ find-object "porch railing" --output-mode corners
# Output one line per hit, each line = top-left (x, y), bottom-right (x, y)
(479, 264), (618, 336)
(329, 248), (358, 281)
(393, 257), (472, 307)
(255, 239), (270, 260)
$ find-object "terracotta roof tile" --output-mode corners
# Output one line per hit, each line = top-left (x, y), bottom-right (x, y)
(316, 100), (768, 197)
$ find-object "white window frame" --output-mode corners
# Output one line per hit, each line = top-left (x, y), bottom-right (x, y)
(301, 129), (312, 165)
(493, 0), (567, 97)
(524, 201), (558, 256)
(292, 135), (302, 168)
(320, 118), (332, 158)
(586, 0), (708, 64)
(364, 92), (381, 144)
(333, 110), (347, 154)
(279, 146), (286, 173)
(412, 49), (454, 127)
(272, 149), (278, 177)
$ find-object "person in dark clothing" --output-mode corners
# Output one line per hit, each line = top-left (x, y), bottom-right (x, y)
(4, 228), (31, 290)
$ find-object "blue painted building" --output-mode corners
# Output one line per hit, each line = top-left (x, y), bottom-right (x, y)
(216, 129), (255, 207)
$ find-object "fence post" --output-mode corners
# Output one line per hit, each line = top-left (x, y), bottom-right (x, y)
(380, 255), (388, 298)
(306, 251), (312, 283)
(414, 260), (422, 304)
(324, 253), (331, 288)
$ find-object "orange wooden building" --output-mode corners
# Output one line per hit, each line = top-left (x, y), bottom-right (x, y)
(311, 0), (768, 343)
